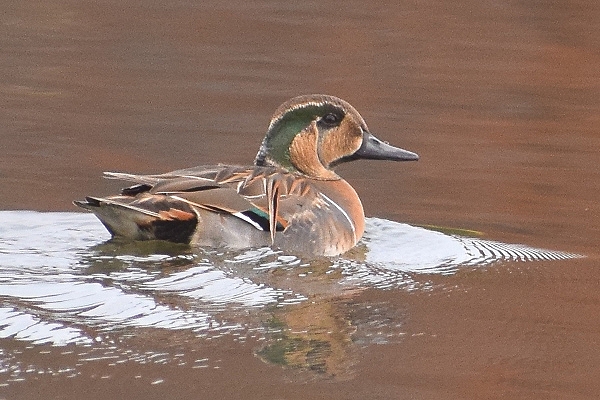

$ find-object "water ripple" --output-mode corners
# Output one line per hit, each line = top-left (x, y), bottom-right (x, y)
(0, 210), (582, 376)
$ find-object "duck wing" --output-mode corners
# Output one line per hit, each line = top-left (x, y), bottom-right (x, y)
(76, 165), (320, 244)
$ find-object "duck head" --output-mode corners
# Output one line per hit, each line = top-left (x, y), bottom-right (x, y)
(254, 94), (418, 180)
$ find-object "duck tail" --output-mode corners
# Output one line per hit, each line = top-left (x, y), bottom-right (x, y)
(73, 196), (197, 243)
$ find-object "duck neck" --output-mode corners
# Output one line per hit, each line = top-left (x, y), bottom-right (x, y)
(288, 121), (339, 180)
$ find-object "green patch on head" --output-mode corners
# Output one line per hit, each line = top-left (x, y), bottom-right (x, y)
(256, 103), (340, 171)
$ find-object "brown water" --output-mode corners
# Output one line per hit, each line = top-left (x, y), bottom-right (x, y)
(2, 0), (600, 399)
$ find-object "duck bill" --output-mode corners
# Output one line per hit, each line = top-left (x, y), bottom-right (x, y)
(355, 131), (419, 161)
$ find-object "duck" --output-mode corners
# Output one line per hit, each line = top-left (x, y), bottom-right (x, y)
(74, 94), (418, 256)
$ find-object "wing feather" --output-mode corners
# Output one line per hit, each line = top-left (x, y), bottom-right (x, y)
(101, 165), (320, 237)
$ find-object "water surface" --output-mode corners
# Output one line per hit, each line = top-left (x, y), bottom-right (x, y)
(0, 210), (585, 392)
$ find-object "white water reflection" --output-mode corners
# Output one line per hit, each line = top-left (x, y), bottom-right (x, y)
(358, 217), (579, 275)
(0, 211), (581, 377)
(141, 264), (303, 307)
(0, 307), (91, 346)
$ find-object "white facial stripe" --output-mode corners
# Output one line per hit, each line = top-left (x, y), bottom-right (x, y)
(268, 100), (340, 131)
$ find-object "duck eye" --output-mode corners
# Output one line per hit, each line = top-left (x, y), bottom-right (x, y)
(320, 113), (340, 126)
